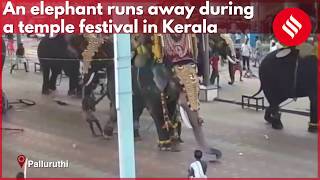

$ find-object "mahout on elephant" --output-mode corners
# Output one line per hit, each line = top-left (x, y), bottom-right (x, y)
(37, 34), (81, 95)
(251, 44), (317, 132)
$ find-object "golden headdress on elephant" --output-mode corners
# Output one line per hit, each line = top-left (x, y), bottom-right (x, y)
(152, 34), (200, 112)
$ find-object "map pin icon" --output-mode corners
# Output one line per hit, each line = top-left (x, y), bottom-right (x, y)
(17, 155), (26, 168)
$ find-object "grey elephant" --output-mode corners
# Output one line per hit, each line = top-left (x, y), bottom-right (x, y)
(37, 35), (81, 95)
(251, 44), (317, 132)
(147, 34), (222, 157)
(210, 34), (317, 133)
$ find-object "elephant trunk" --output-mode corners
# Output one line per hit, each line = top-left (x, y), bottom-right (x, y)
(179, 93), (222, 159)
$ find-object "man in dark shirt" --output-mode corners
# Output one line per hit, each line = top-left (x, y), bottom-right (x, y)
(188, 150), (207, 178)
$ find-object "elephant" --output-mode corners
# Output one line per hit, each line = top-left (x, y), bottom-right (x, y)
(126, 34), (222, 157)
(37, 35), (81, 95)
(69, 34), (116, 137)
(251, 47), (317, 132)
(42, 34), (221, 159)
(209, 34), (317, 133)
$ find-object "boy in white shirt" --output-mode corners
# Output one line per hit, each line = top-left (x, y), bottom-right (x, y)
(188, 150), (207, 178)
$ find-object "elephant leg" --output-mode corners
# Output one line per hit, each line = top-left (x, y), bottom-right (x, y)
(133, 94), (145, 140)
(82, 94), (103, 137)
(83, 110), (103, 137)
(49, 66), (61, 91)
(264, 90), (285, 130)
(82, 72), (103, 137)
(146, 97), (173, 151)
(103, 69), (117, 139)
(166, 79), (182, 143)
(41, 62), (50, 95)
(103, 101), (117, 139)
(269, 105), (283, 130)
(308, 92), (317, 133)
(103, 84), (144, 141)
(68, 75), (80, 96)
(264, 107), (273, 123)
(66, 62), (81, 96)
(178, 92), (222, 159)
(166, 100), (182, 149)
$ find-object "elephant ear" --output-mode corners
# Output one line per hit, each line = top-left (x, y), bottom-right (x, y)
(134, 54), (148, 68)
(152, 64), (170, 92)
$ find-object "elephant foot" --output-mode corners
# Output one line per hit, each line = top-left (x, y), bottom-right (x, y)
(272, 121), (283, 130)
(68, 89), (77, 96)
(271, 113), (283, 130)
(159, 146), (171, 151)
(264, 116), (273, 124)
(134, 130), (142, 141)
(308, 123), (318, 133)
(103, 126), (114, 139)
(206, 147), (222, 159)
(102, 132), (112, 140)
(158, 141), (172, 151)
(49, 86), (57, 91)
(42, 88), (50, 95)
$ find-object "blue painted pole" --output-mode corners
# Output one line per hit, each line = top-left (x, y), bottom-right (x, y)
(113, 34), (136, 178)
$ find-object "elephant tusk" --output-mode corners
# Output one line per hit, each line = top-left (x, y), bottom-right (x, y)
(179, 106), (193, 129)
(227, 55), (236, 64)
(85, 72), (96, 87)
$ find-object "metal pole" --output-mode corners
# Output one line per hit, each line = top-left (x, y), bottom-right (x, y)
(202, 34), (210, 86)
(113, 34), (136, 178)
(16, 34), (22, 46)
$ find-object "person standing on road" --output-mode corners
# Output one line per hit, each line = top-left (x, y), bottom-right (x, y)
(241, 38), (252, 71)
(253, 36), (262, 67)
(10, 43), (29, 73)
(188, 150), (208, 178)
(209, 47), (220, 86)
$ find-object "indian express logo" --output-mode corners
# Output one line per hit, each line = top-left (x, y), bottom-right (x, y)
(281, 15), (302, 39)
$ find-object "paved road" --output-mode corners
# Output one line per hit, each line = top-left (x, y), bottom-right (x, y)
(2, 37), (317, 178)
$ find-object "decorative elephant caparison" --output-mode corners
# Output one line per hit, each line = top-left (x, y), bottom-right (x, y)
(251, 46), (317, 132)
(37, 35), (81, 95)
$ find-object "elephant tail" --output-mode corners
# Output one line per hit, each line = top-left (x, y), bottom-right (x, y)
(251, 85), (262, 97)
